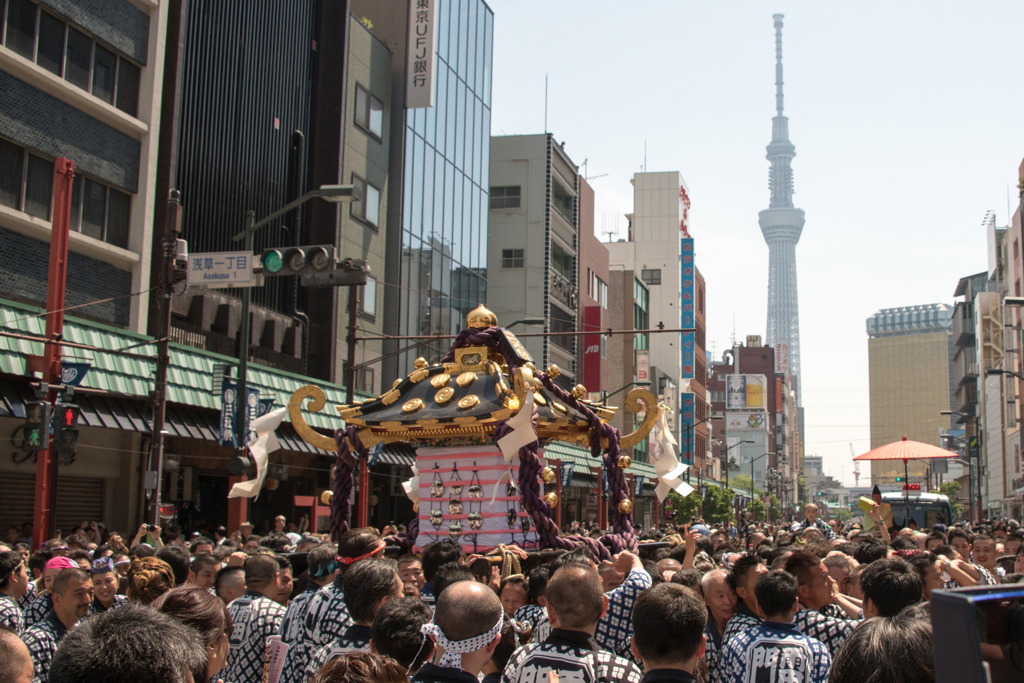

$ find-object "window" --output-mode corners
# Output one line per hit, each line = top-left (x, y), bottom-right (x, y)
(350, 174), (381, 228)
(550, 304), (574, 351)
(1, 1), (141, 117)
(552, 179), (573, 223)
(354, 83), (384, 138)
(359, 276), (377, 319)
(489, 185), (520, 209)
(501, 248), (523, 268)
(0, 138), (24, 210)
(641, 268), (661, 285)
(24, 153), (53, 219)
(550, 243), (573, 280)
(590, 272), (607, 308)
(357, 367), (375, 394)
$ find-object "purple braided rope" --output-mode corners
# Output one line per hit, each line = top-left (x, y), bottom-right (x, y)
(330, 425), (365, 541)
(538, 374), (638, 553)
(383, 514), (419, 552)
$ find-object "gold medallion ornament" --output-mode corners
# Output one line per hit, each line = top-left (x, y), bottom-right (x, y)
(430, 373), (451, 388)
(456, 372), (477, 387)
(618, 499), (633, 514)
(414, 357), (429, 370)
(434, 387), (455, 404)
(457, 395), (480, 410)
(617, 455), (633, 469)
(571, 384), (587, 399)
(552, 401), (568, 413)
(541, 467), (556, 484)
(320, 490), (333, 505)
(402, 399), (424, 413)
(543, 491), (559, 507)
(533, 392), (547, 406)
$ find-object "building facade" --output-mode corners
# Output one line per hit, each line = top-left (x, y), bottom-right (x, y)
(487, 133), (581, 390)
(867, 303), (954, 485)
(607, 171), (707, 476)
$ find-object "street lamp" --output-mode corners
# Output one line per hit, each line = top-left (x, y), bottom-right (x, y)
(723, 439), (753, 489)
(683, 413), (724, 483)
(750, 452), (771, 522)
(229, 185), (360, 468)
(941, 409), (982, 524)
(505, 317), (545, 329)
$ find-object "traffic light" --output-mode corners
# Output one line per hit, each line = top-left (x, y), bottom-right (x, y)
(817, 490), (823, 496)
(260, 246), (335, 278)
(895, 475), (903, 482)
(53, 403), (80, 463)
(23, 400), (50, 451)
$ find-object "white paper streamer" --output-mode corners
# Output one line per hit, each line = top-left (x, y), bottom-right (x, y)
(496, 391), (536, 464)
(649, 405), (694, 501)
(228, 407), (288, 499)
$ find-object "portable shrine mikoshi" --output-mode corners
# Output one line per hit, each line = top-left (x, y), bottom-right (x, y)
(287, 305), (661, 559)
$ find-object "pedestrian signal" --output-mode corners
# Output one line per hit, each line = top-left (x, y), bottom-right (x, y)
(24, 400), (50, 452)
(53, 403), (80, 461)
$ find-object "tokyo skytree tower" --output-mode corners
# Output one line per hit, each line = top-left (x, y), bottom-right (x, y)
(759, 13), (804, 391)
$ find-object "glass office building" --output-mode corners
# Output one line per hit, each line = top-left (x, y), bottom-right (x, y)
(392, 0), (494, 374)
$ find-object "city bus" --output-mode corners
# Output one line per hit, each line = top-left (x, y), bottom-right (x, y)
(882, 490), (954, 530)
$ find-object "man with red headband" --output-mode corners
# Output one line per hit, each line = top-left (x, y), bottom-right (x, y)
(277, 529), (384, 683)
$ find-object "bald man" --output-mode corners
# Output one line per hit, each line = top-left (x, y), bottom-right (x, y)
(657, 558), (682, 583)
(0, 626), (33, 683)
(414, 581), (504, 683)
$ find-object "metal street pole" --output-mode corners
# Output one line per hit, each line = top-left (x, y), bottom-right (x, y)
(235, 211), (255, 469)
(146, 190), (182, 525)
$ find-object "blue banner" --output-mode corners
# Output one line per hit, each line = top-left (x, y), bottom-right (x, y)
(219, 379), (237, 448)
(60, 361), (91, 387)
(681, 330), (695, 380)
(244, 386), (260, 446)
(680, 392), (695, 465)
(367, 442), (384, 467)
(601, 468), (609, 494)
(680, 238), (695, 329)
(256, 397), (275, 418)
(560, 462), (574, 488)
(633, 475), (644, 497)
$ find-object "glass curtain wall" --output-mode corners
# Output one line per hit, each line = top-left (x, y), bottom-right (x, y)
(397, 0), (493, 373)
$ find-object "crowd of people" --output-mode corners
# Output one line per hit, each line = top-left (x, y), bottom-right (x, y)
(0, 498), (1023, 683)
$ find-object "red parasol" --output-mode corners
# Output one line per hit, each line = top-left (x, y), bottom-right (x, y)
(853, 436), (958, 525)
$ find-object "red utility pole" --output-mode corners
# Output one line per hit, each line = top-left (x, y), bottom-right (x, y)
(33, 158), (75, 548)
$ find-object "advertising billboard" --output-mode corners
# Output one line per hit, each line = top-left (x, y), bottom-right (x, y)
(775, 377), (783, 413)
(774, 338), (789, 375)
(726, 412), (768, 431)
(636, 350), (650, 382)
(725, 374), (767, 410)
(681, 330), (695, 380)
(681, 238), (694, 328)
(583, 306), (602, 390)
(680, 392), (694, 464)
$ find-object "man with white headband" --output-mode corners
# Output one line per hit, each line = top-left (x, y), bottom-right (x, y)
(413, 580), (504, 683)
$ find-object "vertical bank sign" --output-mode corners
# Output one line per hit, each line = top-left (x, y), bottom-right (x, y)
(406, 0), (438, 108)
(583, 305), (602, 390)
(680, 392), (694, 464)
(681, 238), (695, 379)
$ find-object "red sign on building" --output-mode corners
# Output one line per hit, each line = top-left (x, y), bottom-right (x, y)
(583, 305), (602, 390)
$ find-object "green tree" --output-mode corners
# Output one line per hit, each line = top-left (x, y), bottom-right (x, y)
(837, 507), (852, 523)
(731, 474), (762, 496)
(930, 481), (964, 517)
(667, 489), (701, 522)
(747, 497), (766, 522)
(702, 485), (736, 524)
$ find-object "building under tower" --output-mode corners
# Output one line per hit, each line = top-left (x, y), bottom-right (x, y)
(760, 14), (805, 402)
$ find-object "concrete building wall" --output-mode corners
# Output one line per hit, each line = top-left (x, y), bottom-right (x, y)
(868, 330), (953, 483)
(333, 14), (393, 393)
(578, 177), (608, 393)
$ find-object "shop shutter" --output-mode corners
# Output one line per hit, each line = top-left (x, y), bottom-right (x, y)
(0, 474), (105, 537)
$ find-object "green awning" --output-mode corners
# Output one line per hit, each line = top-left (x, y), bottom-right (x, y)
(541, 440), (658, 483)
(0, 298), (358, 432)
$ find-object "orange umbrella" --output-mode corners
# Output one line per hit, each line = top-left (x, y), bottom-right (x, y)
(853, 436), (959, 525)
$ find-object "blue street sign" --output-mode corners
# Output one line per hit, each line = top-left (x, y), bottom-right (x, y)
(601, 468), (609, 494)
(244, 386), (260, 446)
(60, 361), (91, 387)
(633, 475), (644, 497)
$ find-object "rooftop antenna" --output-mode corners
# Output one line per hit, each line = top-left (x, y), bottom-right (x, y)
(544, 73), (548, 134)
(643, 139), (647, 173)
(730, 314), (736, 346)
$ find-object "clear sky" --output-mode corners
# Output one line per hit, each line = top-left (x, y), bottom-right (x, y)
(486, 0), (1024, 485)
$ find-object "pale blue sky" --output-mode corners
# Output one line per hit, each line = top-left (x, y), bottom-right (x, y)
(487, 0), (1024, 484)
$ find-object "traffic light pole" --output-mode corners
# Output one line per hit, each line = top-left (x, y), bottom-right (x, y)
(346, 285), (369, 528)
(33, 158), (75, 548)
(235, 211), (255, 472)
(146, 191), (182, 525)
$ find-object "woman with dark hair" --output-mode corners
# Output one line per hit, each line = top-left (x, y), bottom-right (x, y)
(829, 610), (934, 683)
(309, 652), (407, 683)
(126, 556), (175, 605)
(153, 585), (233, 683)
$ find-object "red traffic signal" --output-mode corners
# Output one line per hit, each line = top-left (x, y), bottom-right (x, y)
(53, 403), (80, 459)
